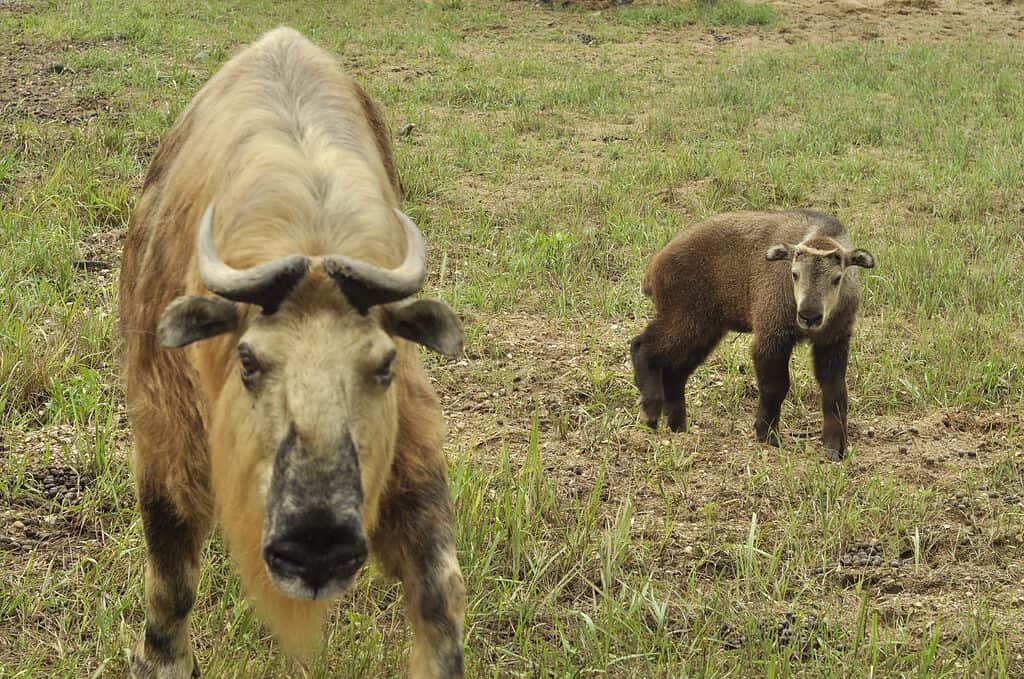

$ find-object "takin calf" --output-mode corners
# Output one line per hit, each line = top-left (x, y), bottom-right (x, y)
(630, 210), (875, 460)
(120, 28), (465, 678)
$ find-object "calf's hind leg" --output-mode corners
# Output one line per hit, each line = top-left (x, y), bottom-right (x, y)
(662, 339), (719, 433)
(372, 463), (465, 679)
(630, 331), (663, 429)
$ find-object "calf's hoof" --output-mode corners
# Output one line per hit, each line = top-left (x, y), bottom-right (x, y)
(755, 428), (783, 448)
(666, 415), (686, 433)
(825, 447), (845, 462)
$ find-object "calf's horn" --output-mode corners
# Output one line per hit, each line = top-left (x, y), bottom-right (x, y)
(322, 208), (427, 313)
(196, 203), (311, 314)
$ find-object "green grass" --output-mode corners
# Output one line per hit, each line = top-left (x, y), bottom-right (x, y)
(611, 0), (777, 28)
(2, 0), (1023, 677)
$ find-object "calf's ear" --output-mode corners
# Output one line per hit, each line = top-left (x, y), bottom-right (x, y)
(158, 295), (240, 348)
(766, 243), (794, 261)
(388, 298), (465, 357)
(846, 248), (875, 269)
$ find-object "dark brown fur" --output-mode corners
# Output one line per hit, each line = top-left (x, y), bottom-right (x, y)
(631, 209), (868, 459)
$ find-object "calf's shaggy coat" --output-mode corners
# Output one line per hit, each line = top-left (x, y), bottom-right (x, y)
(120, 28), (465, 678)
(631, 210), (875, 460)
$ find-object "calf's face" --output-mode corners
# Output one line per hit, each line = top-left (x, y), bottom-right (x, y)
(766, 238), (875, 330)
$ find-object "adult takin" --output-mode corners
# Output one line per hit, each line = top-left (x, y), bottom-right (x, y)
(119, 28), (466, 678)
(630, 210), (875, 461)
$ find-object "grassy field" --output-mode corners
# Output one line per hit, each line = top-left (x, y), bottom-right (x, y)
(2, 0), (1024, 676)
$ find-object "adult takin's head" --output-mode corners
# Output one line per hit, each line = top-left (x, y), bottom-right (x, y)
(157, 203), (464, 602)
(766, 236), (875, 331)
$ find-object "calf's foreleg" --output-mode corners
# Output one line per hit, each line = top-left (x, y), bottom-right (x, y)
(812, 338), (850, 461)
(752, 334), (793, 448)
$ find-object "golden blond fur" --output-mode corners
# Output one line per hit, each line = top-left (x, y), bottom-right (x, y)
(121, 27), (465, 678)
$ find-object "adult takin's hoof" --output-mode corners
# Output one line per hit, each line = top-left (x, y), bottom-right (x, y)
(129, 642), (199, 679)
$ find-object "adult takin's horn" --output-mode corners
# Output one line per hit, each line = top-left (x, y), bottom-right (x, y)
(322, 208), (427, 314)
(196, 203), (311, 314)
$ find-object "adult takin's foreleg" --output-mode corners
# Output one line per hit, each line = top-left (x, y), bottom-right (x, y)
(812, 338), (850, 461)
(751, 333), (793, 448)
(130, 474), (210, 679)
(373, 464), (465, 679)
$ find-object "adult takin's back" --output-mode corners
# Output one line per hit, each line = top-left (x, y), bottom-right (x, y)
(631, 209), (875, 460)
(119, 27), (465, 678)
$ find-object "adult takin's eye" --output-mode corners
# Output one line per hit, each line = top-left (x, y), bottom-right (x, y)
(831, 275), (842, 287)
(791, 271), (799, 282)
(373, 348), (397, 387)
(238, 343), (262, 389)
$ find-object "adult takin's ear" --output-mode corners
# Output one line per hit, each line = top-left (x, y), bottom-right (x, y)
(766, 243), (794, 261)
(846, 248), (876, 269)
(388, 298), (465, 357)
(158, 295), (240, 348)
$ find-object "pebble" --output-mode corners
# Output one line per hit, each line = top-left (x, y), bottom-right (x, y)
(899, 445), (908, 454)
(909, 426), (920, 434)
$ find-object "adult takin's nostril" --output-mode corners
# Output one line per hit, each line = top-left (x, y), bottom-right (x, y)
(798, 310), (824, 328)
(264, 519), (368, 591)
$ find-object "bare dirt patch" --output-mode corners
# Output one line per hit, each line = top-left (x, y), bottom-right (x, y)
(0, 40), (119, 124)
(773, 0), (1024, 44)
(520, 0), (1024, 64)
